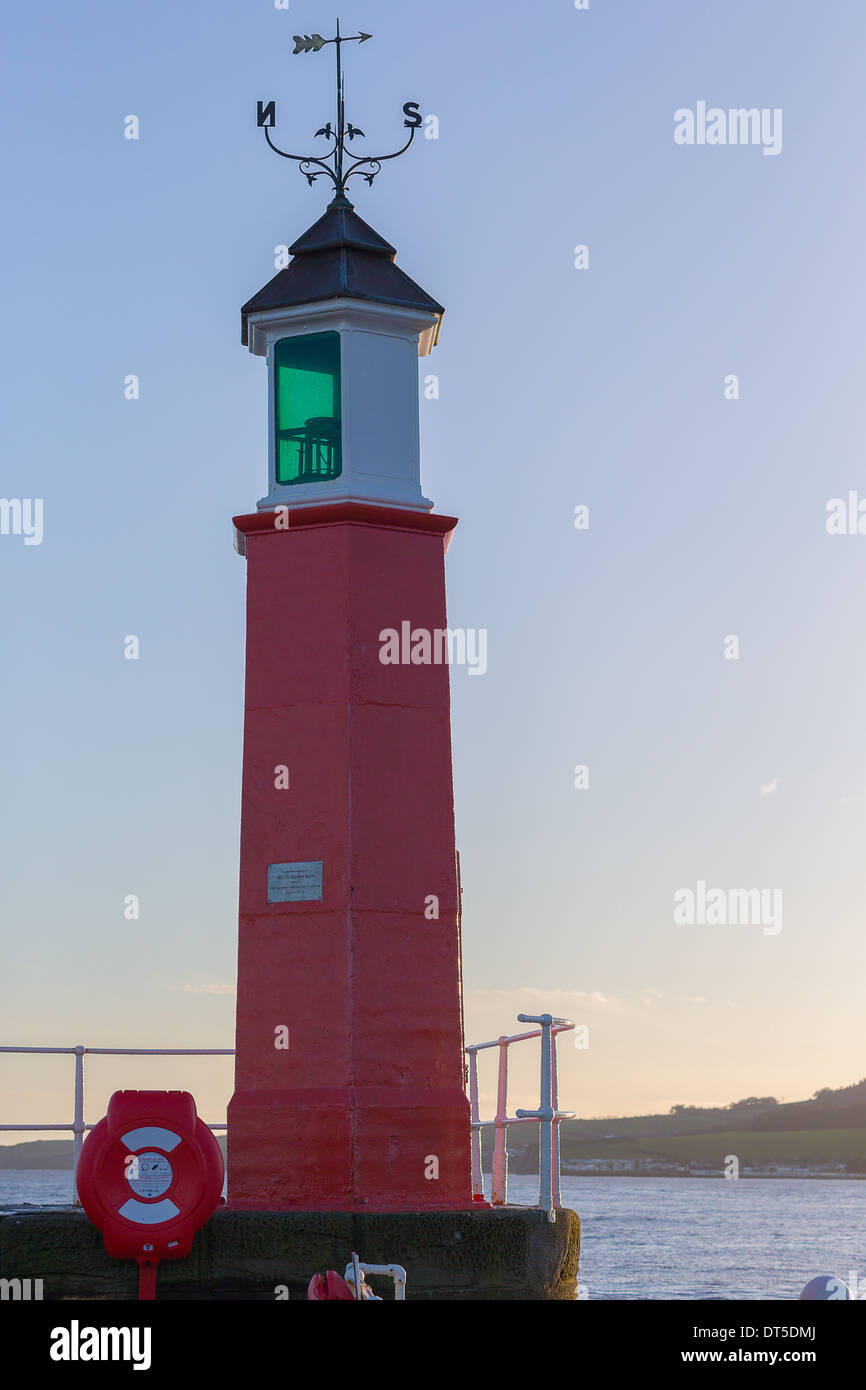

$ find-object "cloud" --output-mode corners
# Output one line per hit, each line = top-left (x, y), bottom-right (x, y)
(466, 987), (625, 1010)
(167, 978), (236, 996)
(467, 987), (716, 1017)
(641, 988), (707, 1007)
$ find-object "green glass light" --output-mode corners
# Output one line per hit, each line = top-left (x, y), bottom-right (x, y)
(274, 332), (342, 485)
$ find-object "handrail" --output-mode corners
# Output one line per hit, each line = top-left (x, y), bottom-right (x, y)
(2, 1023), (575, 1219)
(465, 1013), (575, 1220)
(0, 1046), (234, 1204)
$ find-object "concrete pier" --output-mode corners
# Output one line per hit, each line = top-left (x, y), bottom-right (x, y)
(0, 1207), (579, 1301)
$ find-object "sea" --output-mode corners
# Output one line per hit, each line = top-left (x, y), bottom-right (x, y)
(2, 1170), (862, 1300)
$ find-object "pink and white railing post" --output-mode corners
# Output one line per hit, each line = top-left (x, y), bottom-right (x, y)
(466, 1013), (575, 1220)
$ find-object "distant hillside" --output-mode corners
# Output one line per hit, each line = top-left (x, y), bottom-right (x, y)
(563, 1078), (866, 1138)
(3, 1079), (865, 1170)
(487, 1077), (866, 1173)
(0, 1136), (228, 1171)
(558, 1130), (866, 1171)
(0, 1141), (73, 1171)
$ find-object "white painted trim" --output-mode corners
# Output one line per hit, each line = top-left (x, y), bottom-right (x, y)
(256, 484), (434, 513)
(246, 297), (441, 358)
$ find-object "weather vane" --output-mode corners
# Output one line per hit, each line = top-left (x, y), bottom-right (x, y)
(256, 19), (422, 203)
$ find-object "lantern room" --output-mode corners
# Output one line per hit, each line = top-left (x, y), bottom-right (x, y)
(241, 195), (444, 513)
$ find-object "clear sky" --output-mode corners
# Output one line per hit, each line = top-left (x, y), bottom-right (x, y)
(2, 0), (866, 1138)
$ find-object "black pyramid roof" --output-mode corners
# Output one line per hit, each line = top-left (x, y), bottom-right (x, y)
(240, 196), (444, 345)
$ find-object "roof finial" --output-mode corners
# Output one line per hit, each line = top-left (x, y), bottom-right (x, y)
(255, 21), (423, 204)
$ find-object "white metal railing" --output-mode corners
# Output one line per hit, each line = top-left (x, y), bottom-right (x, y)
(0, 1046), (233, 1204)
(2, 1022), (574, 1218)
(466, 1013), (575, 1220)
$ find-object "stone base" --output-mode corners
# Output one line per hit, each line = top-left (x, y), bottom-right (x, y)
(0, 1207), (580, 1301)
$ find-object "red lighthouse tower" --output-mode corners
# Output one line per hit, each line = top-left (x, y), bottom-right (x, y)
(227, 40), (473, 1212)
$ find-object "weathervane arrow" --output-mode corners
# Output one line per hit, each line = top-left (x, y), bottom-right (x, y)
(293, 30), (372, 52)
(257, 19), (421, 202)
(293, 34), (328, 54)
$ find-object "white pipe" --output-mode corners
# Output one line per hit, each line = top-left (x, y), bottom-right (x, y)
(0, 1046), (233, 1201)
(72, 1046), (84, 1206)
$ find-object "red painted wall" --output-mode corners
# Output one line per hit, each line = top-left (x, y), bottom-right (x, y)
(227, 504), (473, 1210)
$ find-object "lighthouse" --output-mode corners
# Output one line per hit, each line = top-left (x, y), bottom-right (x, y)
(0, 25), (580, 1299)
(227, 26), (474, 1212)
